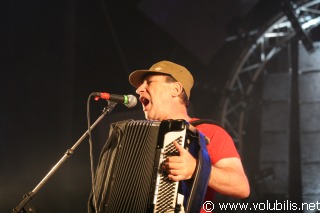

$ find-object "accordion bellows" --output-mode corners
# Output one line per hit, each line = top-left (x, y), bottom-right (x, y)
(88, 119), (211, 213)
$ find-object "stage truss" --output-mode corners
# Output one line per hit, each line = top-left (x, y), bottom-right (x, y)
(219, 0), (320, 153)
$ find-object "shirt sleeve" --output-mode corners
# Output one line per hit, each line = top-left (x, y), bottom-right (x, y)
(196, 124), (240, 164)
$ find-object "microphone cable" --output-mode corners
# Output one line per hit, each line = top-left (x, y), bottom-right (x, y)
(87, 93), (98, 212)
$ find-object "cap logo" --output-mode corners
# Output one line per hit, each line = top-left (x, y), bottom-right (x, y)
(154, 67), (162, 71)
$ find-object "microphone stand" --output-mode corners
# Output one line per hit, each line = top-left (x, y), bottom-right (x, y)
(13, 101), (118, 213)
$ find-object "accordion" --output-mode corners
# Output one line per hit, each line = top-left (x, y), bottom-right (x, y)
(88, 119), (211, 213)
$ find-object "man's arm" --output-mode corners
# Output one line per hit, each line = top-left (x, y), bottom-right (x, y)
(163, 141), (250, 198)
(209, 157), (250, 198)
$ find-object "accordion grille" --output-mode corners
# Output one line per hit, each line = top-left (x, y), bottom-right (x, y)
(104, 120), (158, 212)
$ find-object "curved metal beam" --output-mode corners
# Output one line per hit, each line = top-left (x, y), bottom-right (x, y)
(219, 0), (320, 153)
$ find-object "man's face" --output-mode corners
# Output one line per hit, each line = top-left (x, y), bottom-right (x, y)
(136, 74), (174, 121)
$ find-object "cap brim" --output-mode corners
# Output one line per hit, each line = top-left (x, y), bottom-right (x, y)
(129, 70), (150, 88)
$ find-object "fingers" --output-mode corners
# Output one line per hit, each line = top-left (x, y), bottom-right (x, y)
(161, 158), (182, 181)
(168, 174), (183, 182)
(161, 141), (196, 181)
(162, 159), (180, 170)
(160, 141), (196, 181)
(173, 141), (188, 156)
(162, 167), (183, 181)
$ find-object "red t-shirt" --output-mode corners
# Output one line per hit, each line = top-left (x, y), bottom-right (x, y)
(189, 118), (240, 212)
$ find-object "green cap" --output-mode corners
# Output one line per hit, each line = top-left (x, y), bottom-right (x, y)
(129, 60), (194, 99)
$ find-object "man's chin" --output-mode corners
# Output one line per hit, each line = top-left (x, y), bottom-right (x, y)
(145, 113), (157, 121)
(144, 112), (150, 120)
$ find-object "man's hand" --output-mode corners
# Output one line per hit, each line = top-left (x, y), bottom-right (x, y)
(162, 141), (197, 181)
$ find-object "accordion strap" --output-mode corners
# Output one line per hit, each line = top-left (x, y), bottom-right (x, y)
(184, 129), (211, 213)
(190, 118), (221, 127)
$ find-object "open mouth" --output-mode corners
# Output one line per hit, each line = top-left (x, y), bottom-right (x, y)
(140, 97), (150, 109)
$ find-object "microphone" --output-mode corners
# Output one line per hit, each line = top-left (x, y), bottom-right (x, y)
(93, 92), (137, 108)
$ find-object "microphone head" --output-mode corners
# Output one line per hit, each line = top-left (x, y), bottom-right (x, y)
(126, 95), (138, 108)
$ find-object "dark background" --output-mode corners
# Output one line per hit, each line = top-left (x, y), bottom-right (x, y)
(1, 0), (314, 212)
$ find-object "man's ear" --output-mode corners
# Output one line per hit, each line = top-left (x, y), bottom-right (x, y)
(171, 82), (183, 97)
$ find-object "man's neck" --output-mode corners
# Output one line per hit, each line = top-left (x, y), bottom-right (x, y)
(164, 109), (191, 121)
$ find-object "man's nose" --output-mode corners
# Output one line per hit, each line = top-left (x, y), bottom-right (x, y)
(136, 82), (146, 94)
